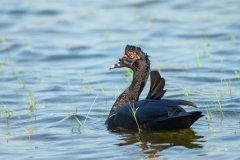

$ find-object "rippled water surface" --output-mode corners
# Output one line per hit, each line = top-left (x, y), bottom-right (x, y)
(1, 0), (240, 159)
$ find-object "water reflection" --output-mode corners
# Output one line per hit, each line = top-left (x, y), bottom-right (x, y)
(110, 129), (204, 158)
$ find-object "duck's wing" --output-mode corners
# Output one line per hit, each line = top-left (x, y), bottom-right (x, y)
(146, 71), (166, 100)
(135, 99), (186, 123)
(134, 99), (203, 129)
(106, 99), (203, 129)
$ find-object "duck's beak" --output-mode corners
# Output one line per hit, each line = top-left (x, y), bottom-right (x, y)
(110, 58), (128, 70)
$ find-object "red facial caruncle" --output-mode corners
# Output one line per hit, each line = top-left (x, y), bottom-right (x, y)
(122, 52), (140, 67)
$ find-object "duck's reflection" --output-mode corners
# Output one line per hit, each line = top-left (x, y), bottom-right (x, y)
(110, 128), (204, 158)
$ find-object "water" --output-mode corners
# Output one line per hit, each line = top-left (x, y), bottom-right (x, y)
(0, 0), (240, 159)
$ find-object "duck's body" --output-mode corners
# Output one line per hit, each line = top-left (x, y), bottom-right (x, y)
(106, 45), (203, 130)
(106, 99), (202, 130)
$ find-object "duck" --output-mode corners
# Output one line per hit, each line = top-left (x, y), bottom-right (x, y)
(106, 45), (203, 130)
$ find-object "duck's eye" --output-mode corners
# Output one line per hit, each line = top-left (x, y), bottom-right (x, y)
(129, 54), (135, 59)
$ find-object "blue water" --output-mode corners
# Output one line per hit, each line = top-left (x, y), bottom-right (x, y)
(0, 0), (240, 159)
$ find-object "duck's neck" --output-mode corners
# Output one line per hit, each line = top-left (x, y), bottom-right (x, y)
(108, 61), (150, 116)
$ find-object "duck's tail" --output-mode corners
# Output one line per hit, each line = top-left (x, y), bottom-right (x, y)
(141, 111), (203, 130)
(176, 100), (198, 108)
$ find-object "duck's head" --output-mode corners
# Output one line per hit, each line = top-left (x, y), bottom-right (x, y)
(110, 45), (150, 70)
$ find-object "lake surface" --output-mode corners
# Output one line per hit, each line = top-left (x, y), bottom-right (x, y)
(0, 0), (240, 159)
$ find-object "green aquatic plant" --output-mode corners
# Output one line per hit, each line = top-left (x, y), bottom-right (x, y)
(73, 75), (105, 124)
(99, 82), (108, 101)
(28, 121), (33, 134)
(21, 113), (35, 138)
(230, 34), (236, 43)
(79, 72), (89, 92)
(1, 103), (14, 117)
(27, 90), (36, 109)
(129, 103), (141, 134)
(13, 70), (25, 88)
(215, 94), (224, 117)
(212, 126), (216, 137)
(74, 115), (82, 133)
(67, 75), (79, 113)
(67, 75), (71, 87)
(1, 37), (10, 54)
(172, 83), (192, 101)
(183, 85), (190, 101)
(216, 86), (225, 98)
(77, 73), (99, 125)
(235, 70), (240, 79)
(78, 76), (98, 125)
(98, 82), (108, 120)
(79, 72), (98, 94)
(71, 96), (78, 113)
(28, 45), (34, 55)
(84, 93), (98, 125)
(99, 82), (107, 99)
(205, 103), (212, 121)
(27, 44), (35, 62)
(74, 115), (83, 126)
(68, 114), (82, 134)
(115, 85), (121, 97)
(0, 62), (5, 72)
(124, 68), (133, 85)
(224, 79), (232, 99)
(68, 113), (75, 134)
(204, 37), (211, 47)
(85, 83), (96, 93)
(201, 37), (213, 58)
(21, 124), (33, 136)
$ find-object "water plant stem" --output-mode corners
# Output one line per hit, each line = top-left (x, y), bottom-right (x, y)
(83, 94), (98, 125)
(13, 70), (25, 88)
(27, 90), (36, 109)
(129, 104), (141, 134)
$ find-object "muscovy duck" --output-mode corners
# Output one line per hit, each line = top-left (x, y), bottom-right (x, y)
(106, 45), (203, 130)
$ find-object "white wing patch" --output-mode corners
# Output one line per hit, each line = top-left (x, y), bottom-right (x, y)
(109, 113), (117, 118)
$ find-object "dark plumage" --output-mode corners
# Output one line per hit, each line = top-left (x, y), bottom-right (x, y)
(106, 45), (203, 130)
